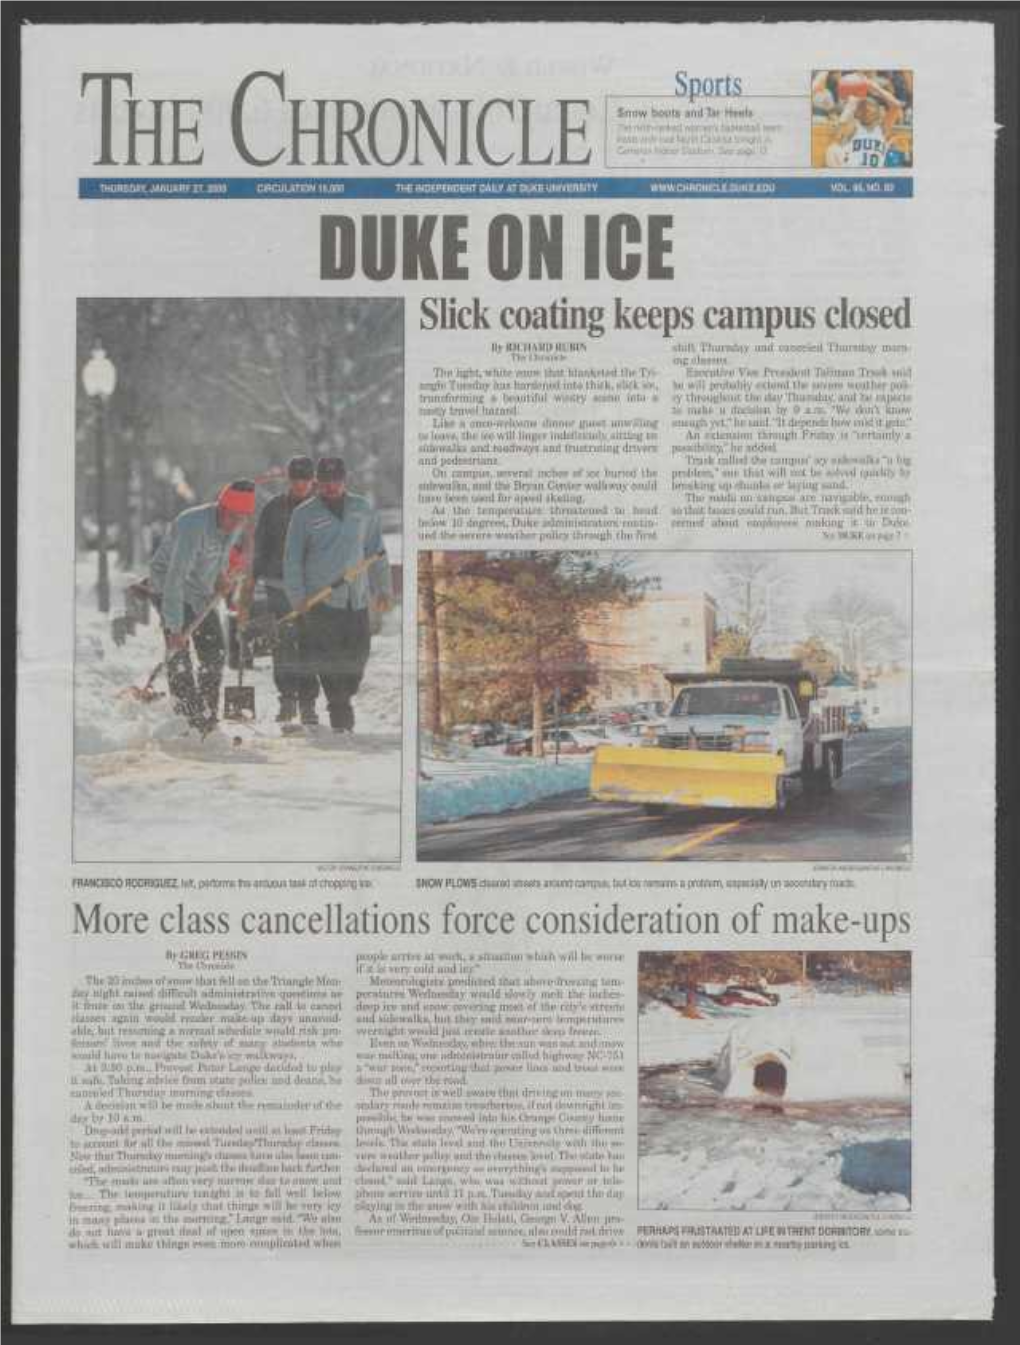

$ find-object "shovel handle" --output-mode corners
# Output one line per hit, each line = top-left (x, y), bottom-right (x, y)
(138, 586), (227, 693)
(278, 551), (387, 626)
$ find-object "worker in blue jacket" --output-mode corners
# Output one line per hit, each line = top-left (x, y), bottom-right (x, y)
(149, 479), (256, 734)
(283, 457), (392, 731)
(247, 454), (318, 726)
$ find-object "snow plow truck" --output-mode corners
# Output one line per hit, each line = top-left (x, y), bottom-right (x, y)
(590, 658), (848, 813)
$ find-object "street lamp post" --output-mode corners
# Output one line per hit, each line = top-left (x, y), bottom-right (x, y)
(82, 343), (117, 613)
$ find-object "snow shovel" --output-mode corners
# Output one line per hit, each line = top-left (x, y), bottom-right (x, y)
(223, 625), (256, 721)
(120, 590), (224, 703)
(247, 551), (388, 645)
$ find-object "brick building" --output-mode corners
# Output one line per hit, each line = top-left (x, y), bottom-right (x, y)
(584, 591), (717, 709)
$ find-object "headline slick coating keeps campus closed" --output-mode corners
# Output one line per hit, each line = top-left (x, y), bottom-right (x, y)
(416, 295), (913, 341)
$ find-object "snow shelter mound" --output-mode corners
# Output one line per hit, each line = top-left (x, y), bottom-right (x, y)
(713, 1013), (908, 1103)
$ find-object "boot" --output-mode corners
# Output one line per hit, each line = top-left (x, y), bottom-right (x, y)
(189, 708), (219, 739)
(276, 694), (298, 724)
(329, 698), (355, 734)
(299, 697), (319, 727)
(197, 664), (223, 720)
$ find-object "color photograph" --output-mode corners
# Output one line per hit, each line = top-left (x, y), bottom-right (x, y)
(417, 550), (911, 863)
(73, 297), (404, 862)
(639, 951), (912, 1211)
(811, 69), (914, 168)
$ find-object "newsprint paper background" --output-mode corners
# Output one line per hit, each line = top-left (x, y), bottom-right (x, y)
(13, 16), (996, 1322)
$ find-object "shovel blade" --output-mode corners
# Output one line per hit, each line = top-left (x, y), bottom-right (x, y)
(121, 684), (164, 702)
(224, 685), (257, 721)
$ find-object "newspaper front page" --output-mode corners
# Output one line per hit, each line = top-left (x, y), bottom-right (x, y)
(13, 16), (997, 1322)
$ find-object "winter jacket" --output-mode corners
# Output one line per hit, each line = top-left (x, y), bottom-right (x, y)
(283, 493), (392, 613)
(252, 491), (302, 588)
(149, 502), (240, 632)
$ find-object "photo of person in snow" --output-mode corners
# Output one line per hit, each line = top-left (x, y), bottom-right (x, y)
(283, 456), (393, 734)
(148, 479), (256, 736)
(73, 295), (403, 864)
(244, 454), (319, 727)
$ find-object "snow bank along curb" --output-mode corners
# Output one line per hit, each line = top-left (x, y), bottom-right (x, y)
(419, 757), (591, 824)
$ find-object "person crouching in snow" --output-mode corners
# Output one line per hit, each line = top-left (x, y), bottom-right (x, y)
(283, 456), (392, 733)
(149, 479), (257, 735)
(244, 454), (319, 727)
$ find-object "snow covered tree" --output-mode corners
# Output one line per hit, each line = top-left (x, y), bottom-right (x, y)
(76, 298), (404, 554)
(201, 298), (403, 506)
(711, 553), (791, 653)
(804, 586), (907, 685)
(76, 298), (205, 561)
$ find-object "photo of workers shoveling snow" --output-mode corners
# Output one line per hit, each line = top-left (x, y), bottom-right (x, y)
(73, 297), (403, 863)
(418, 549), (911, 863)
(638, 951), (911, 1212)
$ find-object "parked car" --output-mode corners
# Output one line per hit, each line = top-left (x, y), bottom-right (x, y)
(505, 729), (603, 757)
(571, 722), (610, 739)
(604, 708), (636, 726)
(628, 700), (669, 720)
(449, 721), (506, 748)
(620, 719), (663, 742)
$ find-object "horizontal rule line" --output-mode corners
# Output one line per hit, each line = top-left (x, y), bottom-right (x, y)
(78, 176), (913, 201)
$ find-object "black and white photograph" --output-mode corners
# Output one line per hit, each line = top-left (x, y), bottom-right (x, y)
(73, 297), (404, 862)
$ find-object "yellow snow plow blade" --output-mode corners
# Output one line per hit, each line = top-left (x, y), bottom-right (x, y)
(590, 746), (784, 811)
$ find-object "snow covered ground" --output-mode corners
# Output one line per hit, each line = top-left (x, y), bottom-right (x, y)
(639, 983), (911, 1212)
(418, 744), (592, 825)
(73, 563), (402, 862)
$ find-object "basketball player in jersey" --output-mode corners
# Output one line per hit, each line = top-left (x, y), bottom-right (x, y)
(834, 75), (905, 168)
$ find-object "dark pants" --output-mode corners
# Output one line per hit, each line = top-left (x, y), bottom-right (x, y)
(298, 605), (371, 729)
(157, 600), (225, 731)
(266, 586), (317, 708)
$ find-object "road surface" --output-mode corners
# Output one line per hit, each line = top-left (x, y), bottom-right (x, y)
(418, 726), (911, 863)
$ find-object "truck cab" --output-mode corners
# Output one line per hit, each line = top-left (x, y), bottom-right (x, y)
(659, 680), (806, 777)
(589, 658), (846, 813)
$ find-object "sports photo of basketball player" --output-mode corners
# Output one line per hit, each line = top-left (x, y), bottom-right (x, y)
(811, 69), (913, 169)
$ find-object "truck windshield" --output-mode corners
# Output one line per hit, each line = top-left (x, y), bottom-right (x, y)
(672, 686), (782, 717)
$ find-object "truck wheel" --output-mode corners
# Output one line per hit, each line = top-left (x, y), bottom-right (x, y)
(816, 746), (837, 794)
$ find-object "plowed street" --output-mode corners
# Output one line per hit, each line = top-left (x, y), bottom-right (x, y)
(417, 726), (911, 864)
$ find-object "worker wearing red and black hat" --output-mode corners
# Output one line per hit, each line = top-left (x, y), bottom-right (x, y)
(149, 479), (256, 735)
(283, 456), (392, 732)
(246, 455), (319, 725)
